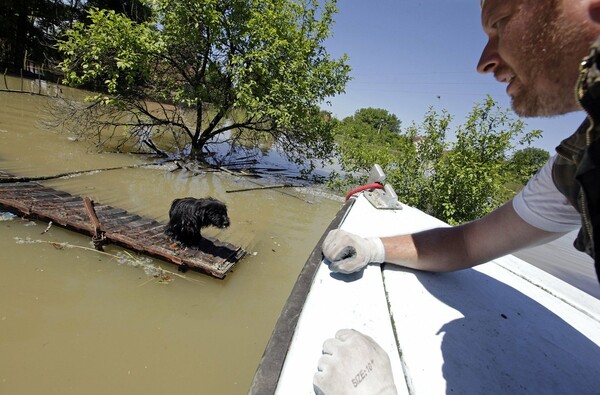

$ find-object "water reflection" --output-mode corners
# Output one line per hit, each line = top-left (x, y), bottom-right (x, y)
(0, 80), (343, 394)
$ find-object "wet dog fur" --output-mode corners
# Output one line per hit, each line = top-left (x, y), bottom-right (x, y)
(165, 197), (230, 247)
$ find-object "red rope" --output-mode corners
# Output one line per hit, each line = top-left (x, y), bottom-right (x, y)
(345, 182), (384, 201)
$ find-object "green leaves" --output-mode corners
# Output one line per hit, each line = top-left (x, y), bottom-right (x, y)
(335, 108), (406, 171)
(332, 97), (544, 225)
(58, 8), (159, 95)
(56, 0), (349, 164)
(508, 147), (550, 185)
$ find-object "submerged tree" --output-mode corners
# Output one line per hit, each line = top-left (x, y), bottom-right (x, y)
(55, 0), (350, 166)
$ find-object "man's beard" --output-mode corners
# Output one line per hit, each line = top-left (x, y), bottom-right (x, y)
(511, 2), (584, 117)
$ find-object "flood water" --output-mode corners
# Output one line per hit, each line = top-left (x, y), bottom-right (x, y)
(1, 78), (599, 394)
(0, 78), (342, 394)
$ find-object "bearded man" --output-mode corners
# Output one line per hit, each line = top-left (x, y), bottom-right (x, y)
(322, 0), (600, 286)
(314, 1), (600, 394)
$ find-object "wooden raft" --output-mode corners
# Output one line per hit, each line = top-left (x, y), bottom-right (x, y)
(0, 172), (245, 279)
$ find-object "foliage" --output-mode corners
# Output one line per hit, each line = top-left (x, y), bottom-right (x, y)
(334, 108), (409, 178)
(82, 0), (152, 23)
(56, 0), (350, 167)
(332, 96), (544, 225)
(386, 108), (452, 213)
(0, 0), (150, 73)
(59, 8), (159, 95)
(508, 147), (550, 185)
(0, 0), (78, 70)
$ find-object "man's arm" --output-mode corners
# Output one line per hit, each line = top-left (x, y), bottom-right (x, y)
(382, 200), (565, 272)
(322, 200), (566, 274)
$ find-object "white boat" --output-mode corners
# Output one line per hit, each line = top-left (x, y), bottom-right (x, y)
(249, 166), (600, 394)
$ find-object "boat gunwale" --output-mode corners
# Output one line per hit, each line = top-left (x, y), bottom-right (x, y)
(248, 197), (355, 394)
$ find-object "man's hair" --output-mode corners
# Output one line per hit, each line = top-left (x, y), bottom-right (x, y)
(481, 0), (485, 7)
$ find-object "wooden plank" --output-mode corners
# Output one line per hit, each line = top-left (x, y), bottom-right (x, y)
(0, 182), (45, 190)
(83, 197), (106, 250)
(107, 218), (154, 232)
(83, 198), (100, 228)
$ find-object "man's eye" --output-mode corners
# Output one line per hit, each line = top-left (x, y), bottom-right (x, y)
(492, 16), (507, 30)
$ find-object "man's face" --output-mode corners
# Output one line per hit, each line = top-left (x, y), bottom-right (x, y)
(477, 0), (593, 117)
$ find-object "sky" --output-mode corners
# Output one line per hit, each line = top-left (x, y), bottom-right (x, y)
(320, 0), (586, 154)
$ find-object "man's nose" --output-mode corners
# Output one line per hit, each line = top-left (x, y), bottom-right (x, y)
(477, 39), (500, 74)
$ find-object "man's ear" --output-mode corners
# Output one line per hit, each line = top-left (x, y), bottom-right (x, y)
(590, 0), (600, 23)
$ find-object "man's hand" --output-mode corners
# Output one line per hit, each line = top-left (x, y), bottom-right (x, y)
(313, 329), (397, 395)
(322, 229), (385, 274)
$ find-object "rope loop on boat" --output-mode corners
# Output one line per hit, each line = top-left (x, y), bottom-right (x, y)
(345, 182), (384, 201)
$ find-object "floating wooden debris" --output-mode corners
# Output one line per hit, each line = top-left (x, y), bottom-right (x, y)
(0, 171), (245, 278)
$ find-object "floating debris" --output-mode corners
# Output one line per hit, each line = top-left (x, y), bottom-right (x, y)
(13, 237), (194, 284)
(0, 211), (17, 221)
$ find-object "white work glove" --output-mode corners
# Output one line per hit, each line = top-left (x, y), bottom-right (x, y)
(322, 229), (385, 274)
(313, 329), (398, 395)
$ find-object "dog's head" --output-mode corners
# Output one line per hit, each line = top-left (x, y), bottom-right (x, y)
(197, 198), (230, 229)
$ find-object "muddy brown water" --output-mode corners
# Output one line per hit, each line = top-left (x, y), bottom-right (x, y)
(0, 78), (342, 394)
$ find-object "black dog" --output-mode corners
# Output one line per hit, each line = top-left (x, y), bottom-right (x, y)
(165, 197), (230, 247)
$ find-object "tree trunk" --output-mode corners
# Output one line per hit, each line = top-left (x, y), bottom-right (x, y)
(13, 3), (30, 70)
(191, 133), (210, 156)
(188, 101), (206, 157)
